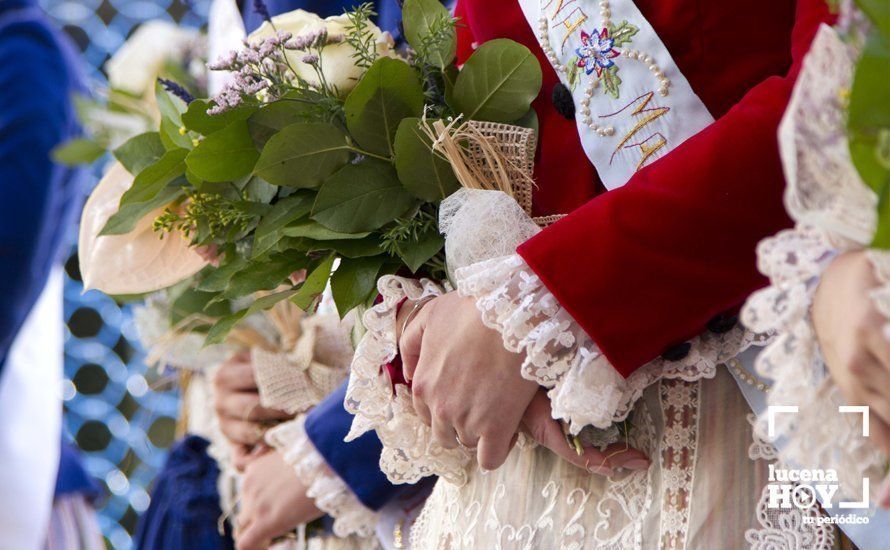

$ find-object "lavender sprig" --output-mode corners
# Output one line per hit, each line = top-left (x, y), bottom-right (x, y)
(253, 0), (271, 22)
(158, 78), (195, 104)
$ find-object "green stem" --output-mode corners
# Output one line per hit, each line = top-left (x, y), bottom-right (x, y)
(348, 146), (391, 162)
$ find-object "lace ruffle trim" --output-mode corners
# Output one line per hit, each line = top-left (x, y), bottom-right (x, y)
(456, 254), (764, 434)
(344, 276), (472, 486)
(265, 418), (378, 538)
(740, 25), (885, 507)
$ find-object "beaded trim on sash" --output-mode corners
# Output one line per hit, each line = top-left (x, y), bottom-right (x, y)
(518, 0), (714, 190)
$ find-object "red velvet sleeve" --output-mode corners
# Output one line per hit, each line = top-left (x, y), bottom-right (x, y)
(517, 0), (833, 377)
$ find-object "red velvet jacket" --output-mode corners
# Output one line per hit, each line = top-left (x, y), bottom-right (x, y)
(454, 0), (833, 377)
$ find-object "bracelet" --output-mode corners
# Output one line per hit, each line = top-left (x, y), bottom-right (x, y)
(399, 296), (436, 340)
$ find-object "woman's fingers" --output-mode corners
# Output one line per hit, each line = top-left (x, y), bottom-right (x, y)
(236, 521), (272, 550)
(215, 359), (257, 391)
(216, 392), (290, 422)
(220, 418), (267, 446)
(432, 417), (459, 449)
(476, 432), (513, 471)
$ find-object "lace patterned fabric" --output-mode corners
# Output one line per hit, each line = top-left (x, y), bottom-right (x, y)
(740, 24), (887, 506)
(266, 417), (379, 539)
(744, 480), (836, 550)
(457, 253), (765, 435)
(409, 370), (771, 549)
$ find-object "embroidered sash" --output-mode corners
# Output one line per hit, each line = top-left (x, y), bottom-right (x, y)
(518, 0), (714, 189)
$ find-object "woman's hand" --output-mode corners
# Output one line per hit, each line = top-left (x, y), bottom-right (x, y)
(213, 353), (292, 468)
(235, 451), (323, 550)
(399, 292), (647, 473)
(399, 291), (538, 470)
(813, 251), (890, 507)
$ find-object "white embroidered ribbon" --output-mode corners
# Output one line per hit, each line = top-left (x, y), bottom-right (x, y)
(518, 0), (714, 189)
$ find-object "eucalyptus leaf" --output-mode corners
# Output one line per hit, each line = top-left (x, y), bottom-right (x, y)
(282, 221), (370, 241)
(219, 252), (307, 300)
(183, 100), (256, 135)
(244, 177), (278, 203)
(100, 148), (188, 235)
(252, 193), (315, 258)
(345, 58), (425, 157)
(206, 288), (301, 345)
(171, 288), (231, 325)
(254, 123), (351, 187)
(402, 0), (457, 69)
(248, 100), (316, 148)
(849, 31), (890, 195)
(186, 119), (260, 182)
(311, 160), (415, 233)
(291, 255), (335, 310)
(330, 256), (386, 317)
(397, 226), (444, 273)
(115, 133), (165, 175)
(310, 237), (384, 258)
(197, 255), (248, 292)
(161, 116), (192, 149)
(51, 138), (105, 166)
(393, 118), (460, 201)
(451, 39), (543, 122)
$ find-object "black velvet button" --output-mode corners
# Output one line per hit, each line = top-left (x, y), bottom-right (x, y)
(661, 342), (692, 362)
(551, 83), (576, 120)
(706, 314), (738, 334)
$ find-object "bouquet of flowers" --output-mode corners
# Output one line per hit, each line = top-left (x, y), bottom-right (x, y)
(76, 0), (543, 345)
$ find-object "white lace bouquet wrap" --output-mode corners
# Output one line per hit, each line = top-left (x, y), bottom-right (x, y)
(346, 188), (761, 485)
(741, 24), (887, 505)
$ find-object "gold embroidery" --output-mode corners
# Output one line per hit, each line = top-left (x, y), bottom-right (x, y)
(544, 0), (589, 50)
(603, 91), (671, 170)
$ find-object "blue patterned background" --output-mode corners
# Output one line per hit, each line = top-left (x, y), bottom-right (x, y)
(39, 1), (212, 547)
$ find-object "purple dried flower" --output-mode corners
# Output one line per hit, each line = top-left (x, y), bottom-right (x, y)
(301, 53), (319, 64)
(208, 50), (238, 71)
(157, 78), (194, 104)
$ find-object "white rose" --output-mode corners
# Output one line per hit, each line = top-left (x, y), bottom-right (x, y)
(249, 10), (395, 96)
(106, 20), (199, 97)
(79, 162), (208, 295)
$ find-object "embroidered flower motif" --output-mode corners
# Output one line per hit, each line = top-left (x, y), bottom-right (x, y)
(576, 28), (620, 77)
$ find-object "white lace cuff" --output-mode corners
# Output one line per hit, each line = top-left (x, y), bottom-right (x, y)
(344, 276), (472, 486)
(456, 253), (764, 434)
(740, 24), (886, 506)
(265, 417), (378, 538)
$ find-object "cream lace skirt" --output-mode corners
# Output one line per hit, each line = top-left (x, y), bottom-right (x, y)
(409, 369), (837, 549)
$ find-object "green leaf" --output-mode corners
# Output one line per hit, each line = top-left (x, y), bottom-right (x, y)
(113, 132), (166, 174)
(312, 160), (415, 233)
(161, 116), (192, 150)
(206, 288), (301, 345)
(182, 100), (256, 135)
(330, 256), (386, 317)
(254, 123), (352, 187)
(244, 177), (278, 203)
(873, 184), (890, 249)
(512, 108), (539, 134)
(252, 193), (315, 258)
(100, 148), (188, 235)
(393, 118), (460, 201)
(397, 226), (444, 273)
(282, 221), (370, 240)
(451, 39), (543, 122)
(51, 138), (105, 166)
(186, 119), (260, 182)
(155, 80), (186, 124)
(248, 100), (316, 148)
(291, 254), (335, 310)
(856, 0), (890, 38)
(607, 21), (639, 47)
(310, 237), (383, 258)
(402, 0), (457, 69)
(171, 288), (231, 325)
(197, 255), (248, 292)
(849, 31), (890, 195)
(345, 57), (425, 157)
(219, 252), (307, 300)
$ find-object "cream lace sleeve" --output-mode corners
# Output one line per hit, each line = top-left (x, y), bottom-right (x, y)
(455, 253), (762, 435)
(265, 417), (378, 538)
(741, 24), (887, 505)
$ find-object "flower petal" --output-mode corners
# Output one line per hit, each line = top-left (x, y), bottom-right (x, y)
(78, 162), (208, 295)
